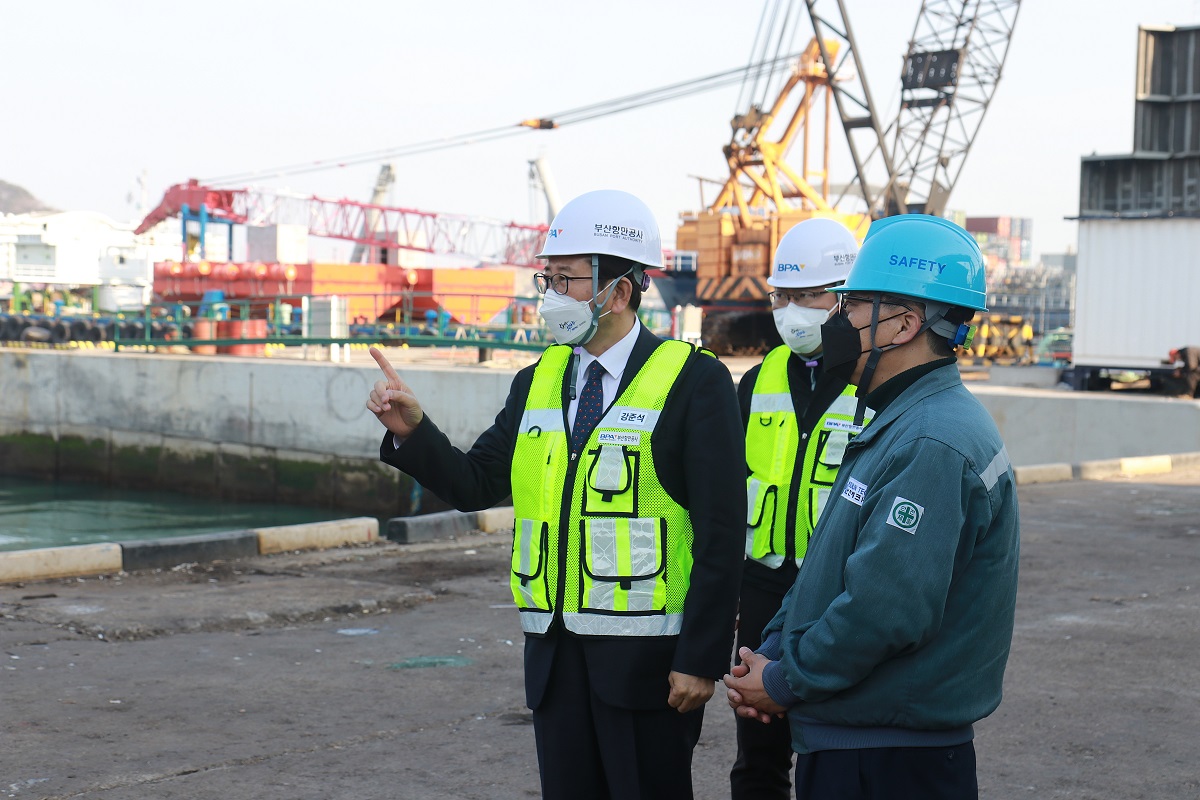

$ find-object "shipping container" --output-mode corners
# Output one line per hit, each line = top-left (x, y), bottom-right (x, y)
(1074, 218), (1200, 371)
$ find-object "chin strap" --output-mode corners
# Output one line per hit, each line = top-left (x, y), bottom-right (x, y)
(855, 298), (887, 427)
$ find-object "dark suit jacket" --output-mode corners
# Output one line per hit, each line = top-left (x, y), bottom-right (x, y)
(381, 325), (745, 710)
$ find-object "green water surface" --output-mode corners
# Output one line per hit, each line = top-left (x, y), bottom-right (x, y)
(0, 476), (355, 552)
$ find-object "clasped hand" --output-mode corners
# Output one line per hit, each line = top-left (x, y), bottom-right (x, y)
(723, 647), (788, 724)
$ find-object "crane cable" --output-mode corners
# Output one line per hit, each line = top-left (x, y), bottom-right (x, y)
(203, 51), (803, 187)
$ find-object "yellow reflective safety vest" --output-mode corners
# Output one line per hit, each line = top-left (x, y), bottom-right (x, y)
(510, 340), (701, 637)
(745, 345), (873, 569)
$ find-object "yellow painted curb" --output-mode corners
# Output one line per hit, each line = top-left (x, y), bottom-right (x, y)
(1014, 463), (1073, 485)
(255, 517), (379, 555)
(475, 506), (515, 533)
(0, 543), (123, 584)
(1118, 455), (1174, 477)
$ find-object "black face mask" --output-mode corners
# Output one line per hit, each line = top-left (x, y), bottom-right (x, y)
(820, 312), (863, 382)
(820, 305), (909, 384)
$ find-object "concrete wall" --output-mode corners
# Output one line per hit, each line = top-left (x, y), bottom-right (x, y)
(2, 349), (1199, 512)
(0, 349), (514, 516)
(970, 384), (1200, 466)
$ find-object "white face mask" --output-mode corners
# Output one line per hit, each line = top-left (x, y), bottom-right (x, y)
(538, 277), (621, 346)
(773, 303), (832, 355)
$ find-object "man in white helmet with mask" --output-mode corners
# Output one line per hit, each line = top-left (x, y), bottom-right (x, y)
(366, 189), (745, 800)
(730, 217), (872, 799)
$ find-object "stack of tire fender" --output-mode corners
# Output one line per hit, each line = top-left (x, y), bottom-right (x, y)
(0, 314), (179, 345)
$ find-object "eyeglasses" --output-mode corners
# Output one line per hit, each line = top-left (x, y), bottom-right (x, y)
(533, 272), (591, 296)
(838, 294), (924, 320)
(768, 289), (828, 306)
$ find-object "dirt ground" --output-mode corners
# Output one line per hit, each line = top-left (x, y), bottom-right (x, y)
(3, 468), (1200, 799)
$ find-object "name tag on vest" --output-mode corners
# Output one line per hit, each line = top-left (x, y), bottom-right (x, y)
(825, 419), (865, 434)
(598, 431), (641, 446)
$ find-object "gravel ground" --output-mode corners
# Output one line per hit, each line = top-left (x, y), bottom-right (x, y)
(2, 467), (1199, 799)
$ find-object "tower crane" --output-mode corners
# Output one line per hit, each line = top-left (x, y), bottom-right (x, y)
(681, 0), (1021, 354)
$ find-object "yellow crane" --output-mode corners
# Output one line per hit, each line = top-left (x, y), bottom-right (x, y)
(679, 0), (1022, 354)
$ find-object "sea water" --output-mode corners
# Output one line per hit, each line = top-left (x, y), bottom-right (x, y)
(0, 476), (355, 552)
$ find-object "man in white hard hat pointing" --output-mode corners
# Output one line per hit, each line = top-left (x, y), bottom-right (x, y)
(368, 189), (745, 800)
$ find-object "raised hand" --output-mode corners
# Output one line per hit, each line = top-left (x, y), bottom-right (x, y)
(367, 346), (424, 438)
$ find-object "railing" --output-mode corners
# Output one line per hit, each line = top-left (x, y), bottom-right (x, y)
(0, 291), (674, 356)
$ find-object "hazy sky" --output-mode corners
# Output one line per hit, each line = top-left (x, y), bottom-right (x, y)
(5, 0), (1200, 262)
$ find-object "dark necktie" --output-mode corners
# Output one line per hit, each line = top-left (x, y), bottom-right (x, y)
(571, 361), (606, 457)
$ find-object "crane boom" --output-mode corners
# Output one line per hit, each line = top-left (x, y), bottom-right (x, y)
(804, 0), (906, 217)
(887, 0), (1022, 216)
(136, 180), (548, 267)
(806, 0), (1021, 217)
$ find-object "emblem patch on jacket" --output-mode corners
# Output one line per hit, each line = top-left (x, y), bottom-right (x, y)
(887, 497), (924, 534)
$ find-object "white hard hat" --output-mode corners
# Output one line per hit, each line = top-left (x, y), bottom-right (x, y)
(767, 217), (859, 288)
(536, 189), (663, 269)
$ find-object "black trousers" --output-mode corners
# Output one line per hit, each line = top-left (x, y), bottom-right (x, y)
(532, 634), (704, 800)
(730, 578), (795, 800)
(795, 743), (978, 800)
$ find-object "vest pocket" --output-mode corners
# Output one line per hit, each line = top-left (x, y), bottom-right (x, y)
(579, 517), (667, 614)
(817, 429), (850, 469)
(511, 518), (550, 611)
(582, 445), (639, 516)
(746, 478), (781, 558)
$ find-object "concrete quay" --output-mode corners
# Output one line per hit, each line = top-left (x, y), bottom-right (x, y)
(2, 466), (1199, 799)
(2, 347), (1199, 516)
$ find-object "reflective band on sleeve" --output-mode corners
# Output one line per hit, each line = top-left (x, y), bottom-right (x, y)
(563, 611), (683, 637)
(750, 393), (793, 414)
(520, 408), (566, 434)
(980, 446), (1012, 491)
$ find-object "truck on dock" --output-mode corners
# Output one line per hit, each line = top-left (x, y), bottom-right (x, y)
(1070, 26), (1200, 391)
(1067, 218), (1200, 390)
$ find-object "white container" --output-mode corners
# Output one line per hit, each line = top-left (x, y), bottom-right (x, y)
(247, 224), (309, 264)
(1074, 218), (1200, 369)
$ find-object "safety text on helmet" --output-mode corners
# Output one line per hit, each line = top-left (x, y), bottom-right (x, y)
(889, 254), (946, 274)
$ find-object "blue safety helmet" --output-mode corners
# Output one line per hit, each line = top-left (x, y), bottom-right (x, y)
(829, 214), (987, 312)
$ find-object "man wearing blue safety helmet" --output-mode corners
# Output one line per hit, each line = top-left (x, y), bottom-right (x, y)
(730, 217), (875, 800)
(725, 214), (1021, 800)
(367, 189), (745, 800)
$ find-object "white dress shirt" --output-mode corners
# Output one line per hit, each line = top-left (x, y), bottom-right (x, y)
(568, 319), (642, 429)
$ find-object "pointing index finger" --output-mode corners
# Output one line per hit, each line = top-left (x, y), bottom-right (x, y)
(369, 345), (403, 384)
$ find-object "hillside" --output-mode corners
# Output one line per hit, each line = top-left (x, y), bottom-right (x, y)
(0, 180), (55, 214)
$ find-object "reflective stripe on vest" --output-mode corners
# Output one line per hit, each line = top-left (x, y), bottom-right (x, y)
(745, 345), (873, 568)
(510, 340), (700, 637)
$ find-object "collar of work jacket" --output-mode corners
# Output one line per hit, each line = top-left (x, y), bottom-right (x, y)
(848, 362), (964, 450)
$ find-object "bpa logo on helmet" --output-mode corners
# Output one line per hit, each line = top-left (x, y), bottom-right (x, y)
(776, 263), (804, 273)
(547, 229), (563, 238)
